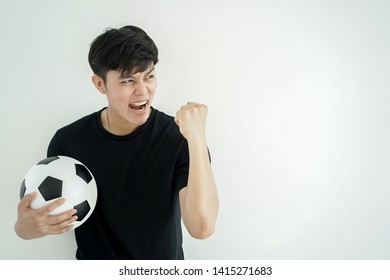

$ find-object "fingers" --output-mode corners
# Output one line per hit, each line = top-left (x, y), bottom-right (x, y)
(16, 195), (77, 239)
(51, 224), (75, 235)
(48, 214), (78, 234)
(47, 208), (78, 225)
(40, 208), (78, 235)
(186, 101), (201, 107)
(176, 102), (208, 121)
(175, 101), (208, 142)
(42, 197), (66, 215)
(178, 102), (206, 112)
(37, 198), (78, 229)
(180, 102), (208, 111)
(44, 198), (78, 226)
(180, 102), (201, 110)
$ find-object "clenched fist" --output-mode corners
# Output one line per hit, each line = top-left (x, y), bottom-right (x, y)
(175, 102), (208, 143)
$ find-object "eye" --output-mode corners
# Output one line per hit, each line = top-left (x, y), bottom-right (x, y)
(147, 74), (155, 79)
(121, 79), (134, 84)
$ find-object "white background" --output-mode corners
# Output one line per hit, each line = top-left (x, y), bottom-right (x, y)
(1, 0), (389, 260)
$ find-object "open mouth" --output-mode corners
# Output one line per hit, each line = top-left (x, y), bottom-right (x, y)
(129, 100), (148, 111)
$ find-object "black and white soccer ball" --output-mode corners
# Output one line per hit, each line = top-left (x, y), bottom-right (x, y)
(20, 155), (97, 229)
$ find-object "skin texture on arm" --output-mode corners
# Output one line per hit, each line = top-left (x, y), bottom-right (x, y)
(176, 102), (219, 239)
(14, 192), (78, 240)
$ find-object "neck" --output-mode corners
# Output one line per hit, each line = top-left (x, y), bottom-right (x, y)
(101, 107), (148, 136)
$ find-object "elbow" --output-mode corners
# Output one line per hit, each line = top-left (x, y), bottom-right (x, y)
(191, 230), (214, 240)
(187, 220), (216, 240)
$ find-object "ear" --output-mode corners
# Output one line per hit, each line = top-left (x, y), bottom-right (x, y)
(91, 74), (107, 94)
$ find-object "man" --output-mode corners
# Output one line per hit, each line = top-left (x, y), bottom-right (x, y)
(14, 25), (219, 259)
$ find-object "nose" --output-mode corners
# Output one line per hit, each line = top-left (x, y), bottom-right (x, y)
(134, 81), (148, 96)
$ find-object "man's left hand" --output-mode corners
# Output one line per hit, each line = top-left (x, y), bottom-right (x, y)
(175, 102), (208, 143)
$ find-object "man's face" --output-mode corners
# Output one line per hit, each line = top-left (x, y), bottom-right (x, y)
(98, 65), (157, 132)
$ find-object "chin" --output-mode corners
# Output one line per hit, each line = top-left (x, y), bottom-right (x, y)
(129, 107), (151, 124)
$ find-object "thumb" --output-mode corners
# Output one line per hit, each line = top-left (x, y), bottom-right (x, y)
(20, 192), (37, 208)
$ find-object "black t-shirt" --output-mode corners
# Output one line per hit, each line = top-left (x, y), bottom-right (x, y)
(47, 107), (189, 259)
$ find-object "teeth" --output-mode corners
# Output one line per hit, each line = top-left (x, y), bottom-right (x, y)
(130, 100), (148, 106)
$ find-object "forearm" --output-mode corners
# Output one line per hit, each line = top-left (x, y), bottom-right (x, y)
(181, 138), (219, 239)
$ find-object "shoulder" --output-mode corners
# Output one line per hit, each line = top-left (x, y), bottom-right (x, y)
(151, 108), (182, 139)
(152, 107), (174, 125)
(47, 109), (101, 157)
(56, 110), (101, 137)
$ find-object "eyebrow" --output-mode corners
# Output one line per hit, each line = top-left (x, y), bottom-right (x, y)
(119, 67), (155, 79)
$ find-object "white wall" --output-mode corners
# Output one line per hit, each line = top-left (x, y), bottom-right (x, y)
(1, 0), (389, 259)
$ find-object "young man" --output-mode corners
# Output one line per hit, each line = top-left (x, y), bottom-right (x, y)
(14, 25), (219, 259)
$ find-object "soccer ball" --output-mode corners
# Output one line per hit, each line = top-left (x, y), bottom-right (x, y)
(20, 155), (98, 229)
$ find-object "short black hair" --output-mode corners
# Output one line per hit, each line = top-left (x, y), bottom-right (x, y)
(88, 25), (159, 81)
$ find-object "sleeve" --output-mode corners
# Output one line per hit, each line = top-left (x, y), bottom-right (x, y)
(47, 131), (64, 158)
(175, 140), (189, 193)
(174, 140), (212, 193)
